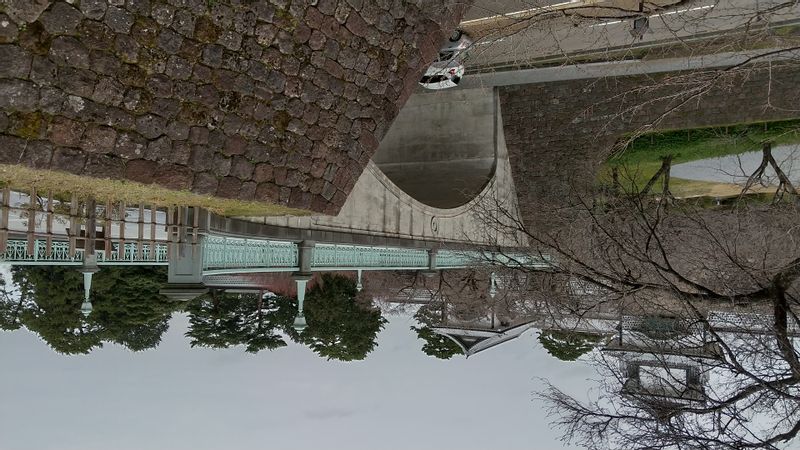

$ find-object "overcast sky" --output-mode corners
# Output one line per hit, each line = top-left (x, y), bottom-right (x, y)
(0, 311), (595, 450)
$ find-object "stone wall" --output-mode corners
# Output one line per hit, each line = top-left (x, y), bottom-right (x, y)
(0, 0), (468, 214)
(499, 65), (800, 228)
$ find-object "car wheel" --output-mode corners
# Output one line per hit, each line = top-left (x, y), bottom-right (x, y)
(449, 29), (463, 42)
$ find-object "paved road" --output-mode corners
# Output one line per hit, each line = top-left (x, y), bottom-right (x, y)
(463, 0), (576, 22)
(460, 0), (800, 70)
(459, 47), (800, 87)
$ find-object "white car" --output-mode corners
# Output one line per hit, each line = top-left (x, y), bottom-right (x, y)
(419, 30), (472, 90)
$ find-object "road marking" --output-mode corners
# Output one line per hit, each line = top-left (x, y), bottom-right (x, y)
(461, 1), (579, 25)
(587, 4), (715, 27)
(652, 4), (715, 18)
(475, 37), (507, 45)
(588, 19), (622, 27)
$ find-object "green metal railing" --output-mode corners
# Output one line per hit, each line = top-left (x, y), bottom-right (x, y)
(202, 236), (299, 271)
(1, 240), (169, 265)
(311, 244), (429, 270)
(1, 237), (553, 273)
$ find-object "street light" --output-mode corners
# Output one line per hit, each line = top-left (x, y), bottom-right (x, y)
(79, 253), (100, 318)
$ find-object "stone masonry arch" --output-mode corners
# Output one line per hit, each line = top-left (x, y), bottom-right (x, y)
(0, 0), (469, 214)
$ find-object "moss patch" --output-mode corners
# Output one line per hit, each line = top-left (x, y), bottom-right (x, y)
(274, 8), (298, 32)
(272, 110), (291, 134)
(8, 111), (47, 139)
(0, 165), (311, 217)
(194, 15), (220, 43)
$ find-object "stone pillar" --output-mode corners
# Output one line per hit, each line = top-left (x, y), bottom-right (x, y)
(421, 248), (438, 277)
(160, 235), (207, 302)
(296, 240), (315, 276)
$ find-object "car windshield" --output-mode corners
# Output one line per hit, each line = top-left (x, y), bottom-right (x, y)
(420, 74), (448, 84)
(437, 50), (455, 62)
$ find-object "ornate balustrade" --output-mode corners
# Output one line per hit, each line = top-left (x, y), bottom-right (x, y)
(437, 249), (553, 270)
(0, 240), (169, 265)
(97, 242), (169, 264)
(2, 236), (553, 274)
(311, 244), (430, 270)
(708, 311), (800, 334)
(201, 236), (299, 271)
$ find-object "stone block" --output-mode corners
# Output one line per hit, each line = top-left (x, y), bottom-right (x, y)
(80, 0), (108, 20)
(104, 6), (135, 33)
(192, 171), (218, 195)
(51, 147), (87, 174)
(84, 153), (124, 178)
(0, 45), (32, 79)
(81, 125), (117, 153)
(152, 163), (193, 190)
(39, 2), (82, 35)
(230, 156), (254, 180)
(216, 175), (241, 198)
(0, 134), (26, 164)
(20, 140), (53, 168)
(48, 116), (85, 147)
(125, 158), (157, 183)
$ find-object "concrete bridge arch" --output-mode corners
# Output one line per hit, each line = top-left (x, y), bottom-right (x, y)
(250, 87), (526, 247)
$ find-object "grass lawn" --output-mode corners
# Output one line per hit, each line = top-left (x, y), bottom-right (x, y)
(0, 165), (310, 217)
(600, 119), (800, 196)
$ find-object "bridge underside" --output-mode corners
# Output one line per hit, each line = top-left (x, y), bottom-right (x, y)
(242, 87), (527, 247)
(372, 88), (496, 210)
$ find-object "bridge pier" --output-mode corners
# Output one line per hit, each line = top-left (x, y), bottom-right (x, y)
(160, 207), (209, 301)
(160, 240), (208, 302)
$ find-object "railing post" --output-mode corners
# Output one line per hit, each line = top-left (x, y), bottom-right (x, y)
(421, 248), (438, 277)
(86, 198), (96, 259)
(45, 191), (53, 257)
(296, 240), (315, 275)
(0, 187), (9, 256)
(26, 186), (36, 257)
(428, 249), (437, 270)
(68, 193), (78, 257)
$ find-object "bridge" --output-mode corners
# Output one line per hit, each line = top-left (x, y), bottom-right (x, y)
(3, 0), (798, 251)
(0, 189), (549, 328)
(2, 0), (799, 326)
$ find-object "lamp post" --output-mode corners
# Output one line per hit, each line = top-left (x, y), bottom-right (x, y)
(79, 253), (100, 317)
(78, 198), (100, 317)
(292, 240), (315, 333)
(292, 275), (311, 332)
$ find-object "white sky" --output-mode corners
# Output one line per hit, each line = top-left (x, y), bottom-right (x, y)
(0, 312), (594, 450)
